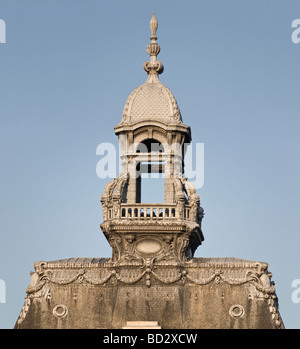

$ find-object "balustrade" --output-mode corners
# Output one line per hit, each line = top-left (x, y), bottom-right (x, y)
(104, 203), (192, 221)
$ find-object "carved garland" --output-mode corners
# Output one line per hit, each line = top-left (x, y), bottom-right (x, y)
(25, 265), (278, 294)
(16, 263), (283, 329)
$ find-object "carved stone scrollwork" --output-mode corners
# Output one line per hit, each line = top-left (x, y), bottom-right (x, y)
(267, 296), (284, 329)
(177, 233), (190, 262)
(109, 234), (122, 263)
(154, 234), (176, 264)
(189, 193), (200, 221)
(171, 176), (185, 201)
(25, 262), (48, 295)
(118, 234), (143, 265)
(15, 297), (31, 329)
(181, 178), (204, 222)
(143, 60), (164, 75)
(101, 178), (118, 203)
(113, 173), (129, 198)
(112, 199), (120, 218)
(101, 173), (129, 222)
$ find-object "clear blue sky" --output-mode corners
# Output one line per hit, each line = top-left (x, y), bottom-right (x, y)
(0, 0), (299, 329)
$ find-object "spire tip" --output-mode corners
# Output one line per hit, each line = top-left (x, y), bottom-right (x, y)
(143, 13), (164, 78)
(150, 13), (158, 40)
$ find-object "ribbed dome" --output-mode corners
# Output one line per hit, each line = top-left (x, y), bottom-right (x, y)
(121, 79), (182, 125)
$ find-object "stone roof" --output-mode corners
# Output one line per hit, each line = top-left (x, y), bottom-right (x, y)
(45, 256), (267, 269)
(48, 257), (109, 264)
(121, 79), (182, 125)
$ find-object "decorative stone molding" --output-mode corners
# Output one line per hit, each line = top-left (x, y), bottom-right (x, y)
(15, 297), (31, 329)
(229, 305), (244, 318)
(23, 259), (278, 295)
(144, 13), (163, 76)
(100, 172), (204, 264)
(16, 256), (284, 329)
(53, 304), (68, 318)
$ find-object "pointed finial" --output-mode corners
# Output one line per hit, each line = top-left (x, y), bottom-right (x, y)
(150, 12), (158, 41)
(143, 13), (164, 79)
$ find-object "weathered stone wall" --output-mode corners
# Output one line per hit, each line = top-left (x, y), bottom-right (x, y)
(15, 258), (284, 329)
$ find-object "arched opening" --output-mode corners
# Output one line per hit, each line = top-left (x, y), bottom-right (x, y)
(136, 139), (165, 203)
(136, 139), (164, 153)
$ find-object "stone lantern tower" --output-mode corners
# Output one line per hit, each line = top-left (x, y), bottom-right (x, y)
(100, 13), (204, 268)
(15, 14), (284, 330)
